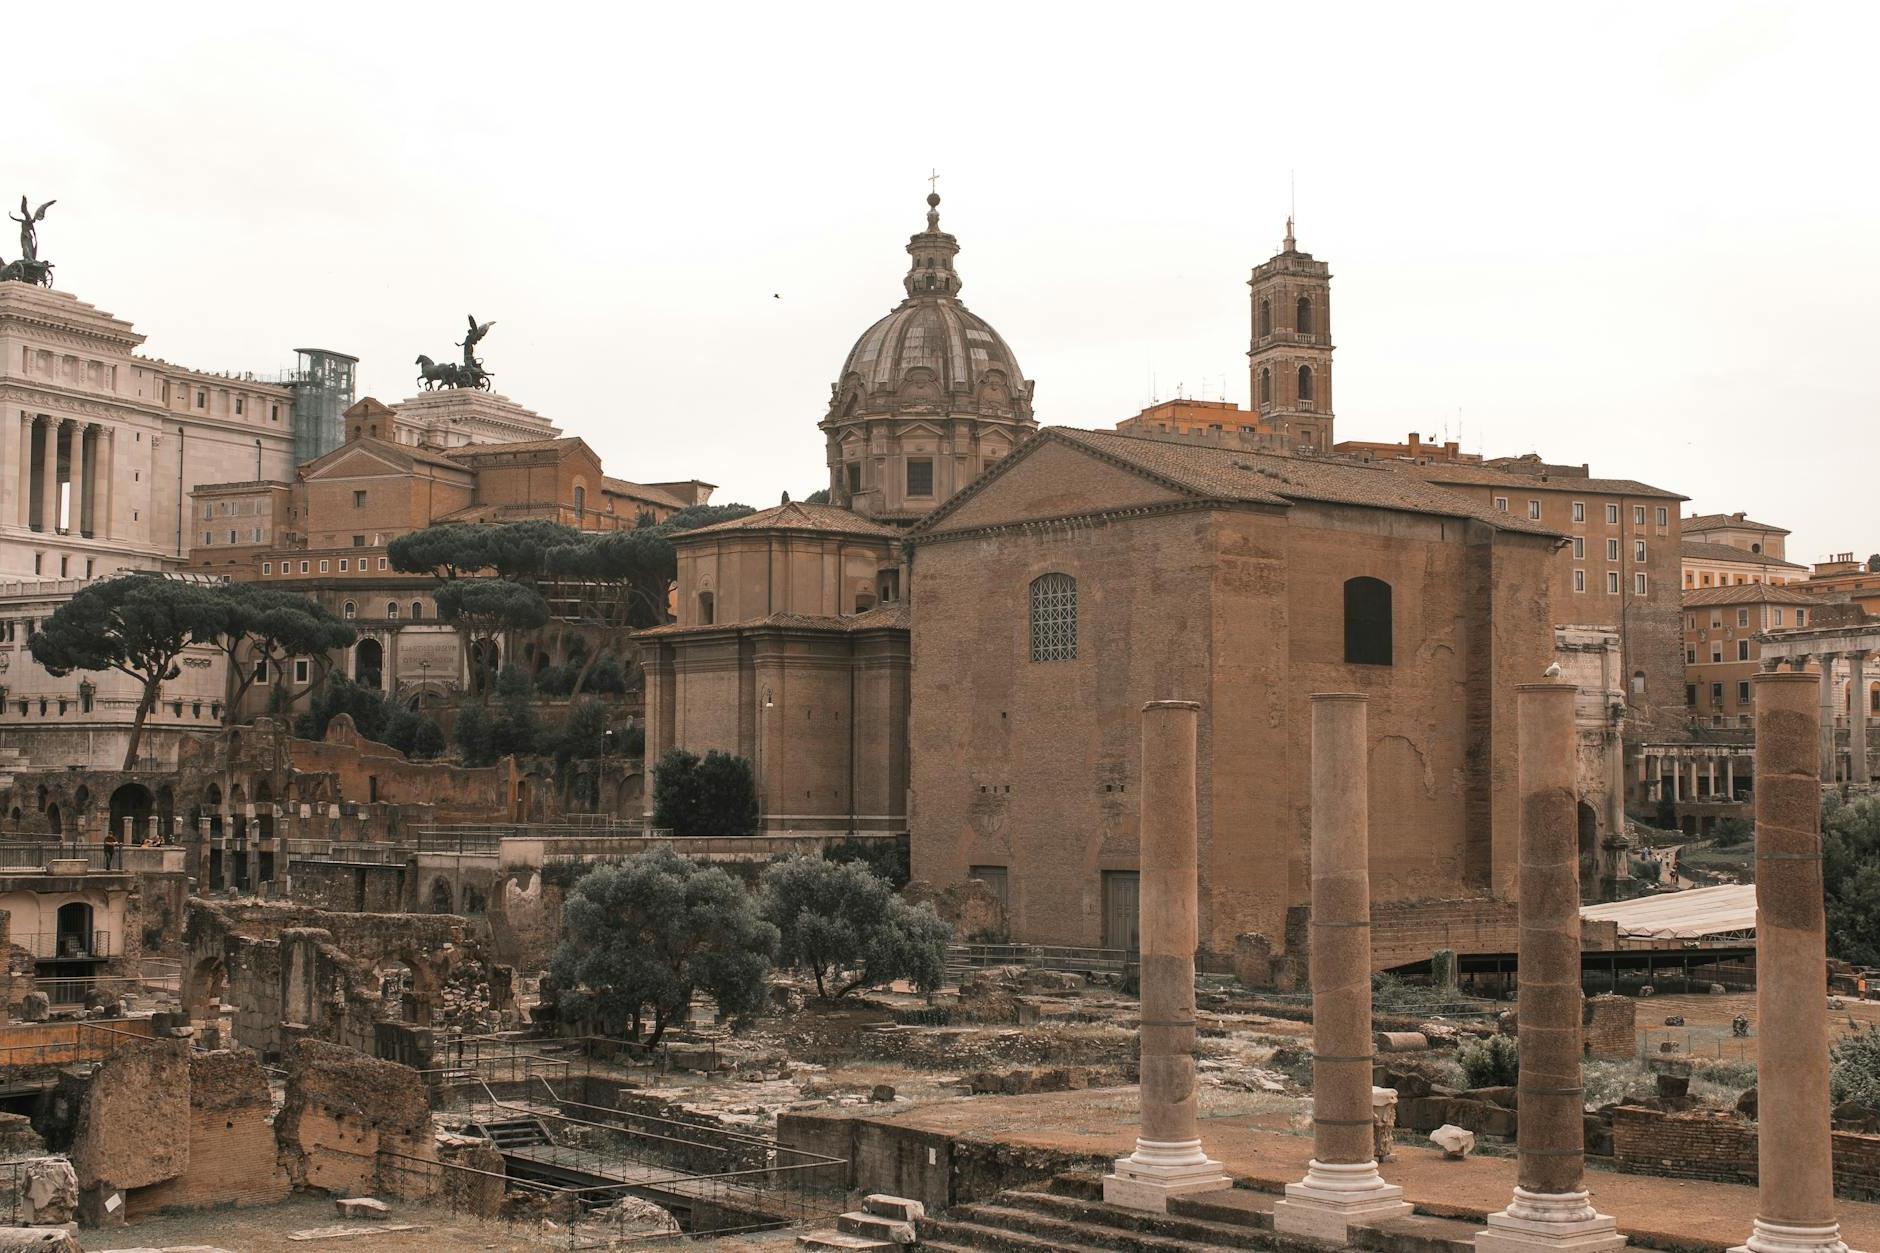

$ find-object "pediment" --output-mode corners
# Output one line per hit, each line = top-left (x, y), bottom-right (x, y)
(303, 445), (411, 480)
(920, 436), (1193, 535)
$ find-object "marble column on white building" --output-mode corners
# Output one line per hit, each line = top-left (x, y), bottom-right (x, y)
(99, 426), (116, 541)
(74, 424), (94, 539)
(1851, 651), (1871, 787)
(1819, 655), (1841, 785)
(37, 417), (59, 534)
(13, 414), (29, 527)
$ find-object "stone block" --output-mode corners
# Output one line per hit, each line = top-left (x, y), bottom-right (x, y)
(0, 1229), (81, 1252)
(863, 1194), (926, 1222)
(336, 1197), (390, 1219)
(1430, 1123), (1476, 1159)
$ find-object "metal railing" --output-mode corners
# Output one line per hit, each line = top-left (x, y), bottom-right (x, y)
(20, 929), (113, 961)
(948, 942), (1137, 975)
(0, 1021), (155, 1070)
(434, 1075), (844, 1236)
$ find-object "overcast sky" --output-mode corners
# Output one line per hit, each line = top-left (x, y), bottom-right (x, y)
(14, 3), (1876, 563)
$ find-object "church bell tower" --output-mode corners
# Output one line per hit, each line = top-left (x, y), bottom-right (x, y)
(1247, 219), (1334, 452)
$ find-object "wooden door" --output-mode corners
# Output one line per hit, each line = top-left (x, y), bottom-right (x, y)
(1102, 871), (1140, 953)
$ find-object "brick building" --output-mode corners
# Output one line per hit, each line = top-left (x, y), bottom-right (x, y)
(1680, 511), (1806, 589)
(905, 428), (1560, 960)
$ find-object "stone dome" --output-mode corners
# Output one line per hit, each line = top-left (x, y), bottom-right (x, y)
(827, 194), (1034, 423)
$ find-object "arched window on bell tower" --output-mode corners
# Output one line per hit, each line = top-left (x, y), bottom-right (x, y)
(1297, 365), (1314, 407)
(1258, 368), (1272, 406)
(1258, 299), (1272, 337)
(1296, 295), (1312, 335)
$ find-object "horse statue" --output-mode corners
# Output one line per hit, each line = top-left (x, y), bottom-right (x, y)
(415, 354), (457, 390)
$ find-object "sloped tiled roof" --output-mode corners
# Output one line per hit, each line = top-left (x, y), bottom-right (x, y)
(599, 477), (687, 512)
(1400, 460), (1685, 500)
(446, 437), (592, 461)
(1685, 512), (1789, 535)
(915, 427), (1563, 538)
(638, 604), (910, 638)
(677, 501), (900, 541)
(303, 434), (467, 477)
(1681, 539), (1807, 570)
(1682, 584), (1818, 608)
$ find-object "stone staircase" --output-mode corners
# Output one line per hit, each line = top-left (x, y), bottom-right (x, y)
(916, 1173), (1274, 1252)
(798, 1193), (925, 1251)
(912, 1172), (1480, 1253)
(468, 1115), (553, 1150)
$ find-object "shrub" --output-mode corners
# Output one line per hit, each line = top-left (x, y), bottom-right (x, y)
(652, 749), (759, 835)
(760, 856), (952, 997)
(822, 836), (911, 889)
(1832, 1024), (1880, 1109)
(1458, 1034), (1520, 1089)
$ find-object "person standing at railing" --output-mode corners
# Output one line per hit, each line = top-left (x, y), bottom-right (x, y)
(102, 831), (118, 871)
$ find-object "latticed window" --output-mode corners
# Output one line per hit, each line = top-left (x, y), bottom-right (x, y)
(1029, 574), (1077, 662)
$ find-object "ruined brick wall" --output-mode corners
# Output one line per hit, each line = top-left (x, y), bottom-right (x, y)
(1611, 1107), (1880, 1200)
(275, 1039), (439, 1200)
(67, 1039), (191, 1197)
(1371, 897), (1519, 972)
(1583, 994), (1637, 1060)
(286, 860), (408, 913)
(129, 1050), (290, 1216)
(291, 716), (515, 822)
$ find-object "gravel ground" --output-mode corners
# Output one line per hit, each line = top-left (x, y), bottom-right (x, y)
(83, 1193), (808, 1252)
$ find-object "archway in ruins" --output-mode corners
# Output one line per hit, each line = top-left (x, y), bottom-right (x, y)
(189, 955), (228, 1020)
(356, 638), (384, 691)
(109, 782), (155, 845)
(429, 877), (454, 914)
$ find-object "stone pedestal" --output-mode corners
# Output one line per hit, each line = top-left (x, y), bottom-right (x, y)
(1276, 694), (1411, 1242)
(1104, 700), (1230, 1212)
(1478, 683), (1625, 1253)
(1731, 672), (1862, 1253)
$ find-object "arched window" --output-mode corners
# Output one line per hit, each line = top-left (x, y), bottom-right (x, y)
(386, 601), (399, 621)
(342, 600), (356, 620)
(1631, 670), (1646, 696)
(698, 591), (715, 625)
(1297, 365), (1314, 406)
(1258, 298), (1272, 336)
(573, 485), (586, 517)
(1343, 577), (1392, 666)
(1029, 573), (1077, 662)
(410, 601), (423, 620)
(1259, 368), (1271, 405)
(1296, 295), (1313, 334)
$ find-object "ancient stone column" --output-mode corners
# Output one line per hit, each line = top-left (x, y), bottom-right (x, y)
(1104, 699), (1229, 1212)
(1275, 694), (1410, 1242)
(37, 418), (59, 533)
(1731, 672), (1862, 1253)
(1819, 656), (1840, 784)
(1850, 651), (1870, 786)
(1477, 682), (1625, 1253)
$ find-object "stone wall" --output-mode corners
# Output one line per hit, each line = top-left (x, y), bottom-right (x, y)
(128, 1050), (290, 1216)
(1583, 994), (1637, 1060)
(1611, 1106), (1880, 1200)
(287, 860), (409, 913)
(275, 1039), (440, 1200)
(63, 1038), (190, 1221)
(1370, 896), (1520, 972)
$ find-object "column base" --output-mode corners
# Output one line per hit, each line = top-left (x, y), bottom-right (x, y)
(1728, 1218), (1858, 1253)
(1477, 1189), (1627, 1252)
(1273, 1159), (1412, 1243)
(1102, 1139), (1230, 1213)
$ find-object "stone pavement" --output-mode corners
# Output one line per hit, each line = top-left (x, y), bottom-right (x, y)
(866, 1089), (1880, 1251)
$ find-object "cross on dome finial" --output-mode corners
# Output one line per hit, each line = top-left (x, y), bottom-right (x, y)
(903, 184), (961, 299)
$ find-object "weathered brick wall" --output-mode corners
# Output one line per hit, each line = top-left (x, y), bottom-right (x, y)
(68, 1039), (191, 1197)
(1583, 994), (1637, 1060)
(275, 1040), (439, 1201)
(1612, 1107), (1880, 1200)
(129, 1050), (290, 1216)
(286, 860), (408, 913)
(1371, 897), (1519, 972)
(908, 439), (1555, 962)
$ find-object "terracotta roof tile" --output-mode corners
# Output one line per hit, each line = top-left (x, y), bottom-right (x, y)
(1681, 539), (1807, 569)
(677, 501), (900, 540)
(918, 427), (1562, 537)
(1397, 460), (1685, 500)
(1685, 512), (1789, 535)
(1682, 584), (1819, 608)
